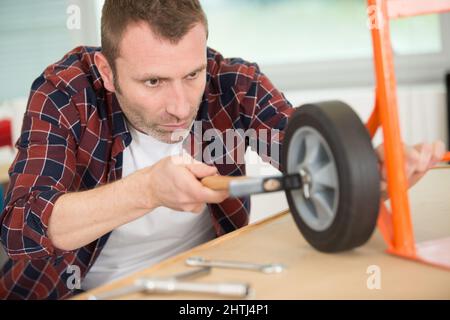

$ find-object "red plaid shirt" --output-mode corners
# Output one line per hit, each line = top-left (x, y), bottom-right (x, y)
(0, 46), (293, 299)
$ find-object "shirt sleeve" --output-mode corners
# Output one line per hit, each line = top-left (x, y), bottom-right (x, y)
(0, 83), (78, 260)
(237, 61), (295, 170)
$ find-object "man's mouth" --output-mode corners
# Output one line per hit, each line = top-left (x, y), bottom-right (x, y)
(159, 122), (189, 131)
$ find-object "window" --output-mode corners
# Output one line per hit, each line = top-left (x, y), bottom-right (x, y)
(200, 0), (450, 89)
(5, 0), (445, 101)
(202, 0), (442, 64)
(0, 0), (99, 101)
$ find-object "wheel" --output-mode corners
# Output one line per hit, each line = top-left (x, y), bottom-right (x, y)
(282, 101), (380, 252)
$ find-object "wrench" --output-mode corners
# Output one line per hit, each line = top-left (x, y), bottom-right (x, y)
(185, 256), (285, 274)
(87, 267), (210, 300)
(87, 267), (249, 300)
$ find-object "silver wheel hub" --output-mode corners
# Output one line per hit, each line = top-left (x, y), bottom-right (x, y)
(287, 126), (339, 232)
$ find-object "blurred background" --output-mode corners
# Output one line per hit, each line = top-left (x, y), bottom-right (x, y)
(0, 1), (449, 268)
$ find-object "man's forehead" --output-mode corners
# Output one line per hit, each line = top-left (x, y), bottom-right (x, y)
(117, 21), (207, 76)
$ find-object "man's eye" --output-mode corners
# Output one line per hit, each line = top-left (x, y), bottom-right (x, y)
(187, 72), (199, 80)
(145, 78), (160, 87)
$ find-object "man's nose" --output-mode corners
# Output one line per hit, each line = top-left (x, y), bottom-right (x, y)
(165, 81), (191, 121)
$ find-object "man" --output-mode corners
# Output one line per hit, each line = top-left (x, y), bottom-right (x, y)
(0, 0), (445, 299)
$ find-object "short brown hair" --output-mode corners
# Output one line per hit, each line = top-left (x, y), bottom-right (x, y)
(101, 0), (208, 71)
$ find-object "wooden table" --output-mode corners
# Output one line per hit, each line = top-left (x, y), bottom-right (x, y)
(75, 167), (450, 300)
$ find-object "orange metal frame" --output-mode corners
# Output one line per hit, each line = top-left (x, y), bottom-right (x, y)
(366, 0), (450, 270)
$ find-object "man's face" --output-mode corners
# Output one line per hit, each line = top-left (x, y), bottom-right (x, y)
(113, 22), (207, 143)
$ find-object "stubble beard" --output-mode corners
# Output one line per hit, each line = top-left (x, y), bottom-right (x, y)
(118, 96), (201, 144)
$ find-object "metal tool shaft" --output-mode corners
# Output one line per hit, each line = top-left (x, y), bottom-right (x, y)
(89, 278), (249, 300)
(139, 279), (250, 298)
(88, 267), (211, 300)
(201, 173), (302, 198)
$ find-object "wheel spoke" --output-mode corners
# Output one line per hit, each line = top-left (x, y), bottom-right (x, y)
(310, 192), (334, 224)
(302, 133), (320, 165)
(313, 162), (338, 190)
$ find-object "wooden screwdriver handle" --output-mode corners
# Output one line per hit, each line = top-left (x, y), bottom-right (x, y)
(200, 176), (248, 191)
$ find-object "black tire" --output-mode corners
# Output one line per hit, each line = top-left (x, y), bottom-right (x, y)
(282, 101), (380, 252)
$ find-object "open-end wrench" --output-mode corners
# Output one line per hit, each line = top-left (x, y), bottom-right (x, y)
(185, 256), (285, 274)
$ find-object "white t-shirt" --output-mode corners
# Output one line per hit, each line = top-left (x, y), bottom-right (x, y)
(81, 124), (216, 290)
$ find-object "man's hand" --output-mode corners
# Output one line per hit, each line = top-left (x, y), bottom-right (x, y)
(50, 154), (227, 251)
(143, 154), (229, 213)
(376, 140), (446, 199)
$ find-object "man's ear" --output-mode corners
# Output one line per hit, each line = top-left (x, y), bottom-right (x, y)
(94, 52), (116, 92)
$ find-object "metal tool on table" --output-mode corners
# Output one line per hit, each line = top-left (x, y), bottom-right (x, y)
(87, 267), (250, 300)
(186, 256), (285, 274)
